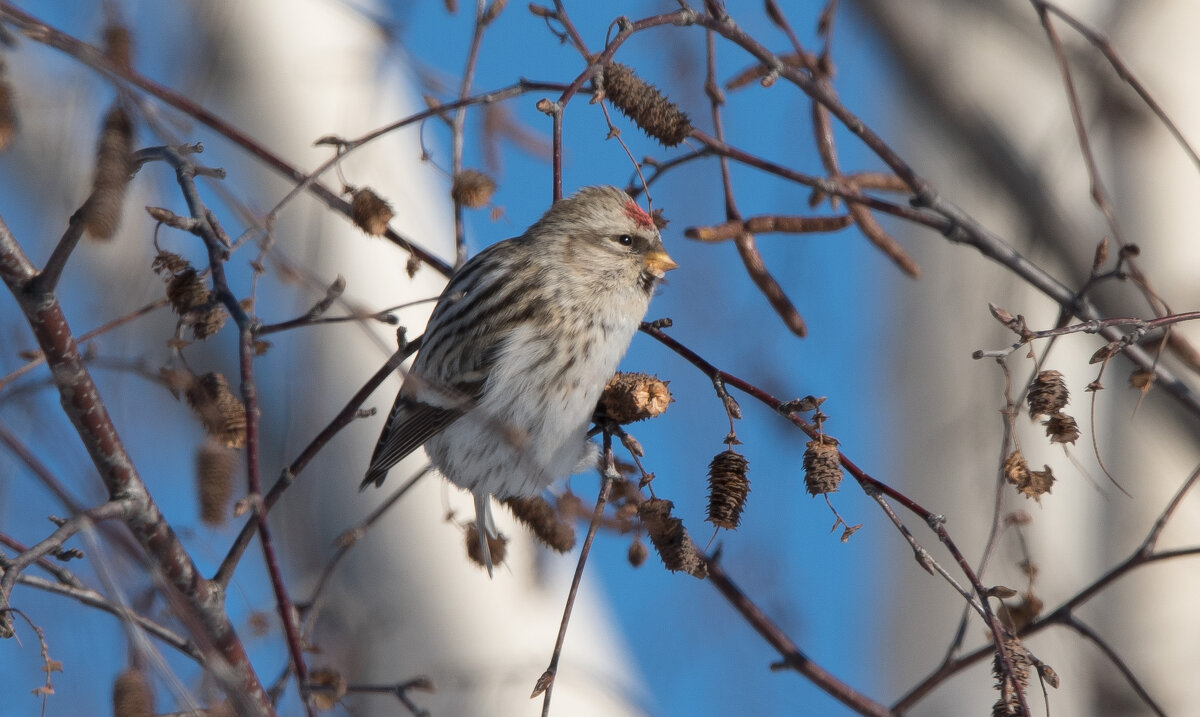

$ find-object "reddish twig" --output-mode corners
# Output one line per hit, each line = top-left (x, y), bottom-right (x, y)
(145, 144), (312, 714)
(239, 327), (313, 715)
(551, 0), (592, 59)
(703, 26), (807, 337)
(685, 214), (852, 242)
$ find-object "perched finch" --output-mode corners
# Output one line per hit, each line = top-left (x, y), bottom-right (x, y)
(362, 185), (677, 574)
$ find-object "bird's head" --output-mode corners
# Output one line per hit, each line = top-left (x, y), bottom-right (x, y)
(530, 185), (678, 292)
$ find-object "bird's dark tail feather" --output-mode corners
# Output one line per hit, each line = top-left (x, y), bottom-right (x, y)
(360, 466), (388, 491)
(475, 493), (496, 578)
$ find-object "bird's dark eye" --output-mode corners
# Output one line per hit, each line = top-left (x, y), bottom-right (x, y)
(615, 234), (634, 246)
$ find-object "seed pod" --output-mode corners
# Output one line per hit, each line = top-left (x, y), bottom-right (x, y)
(627, 538), (648, 568)
(451, 169), (497, 208)
(103, 23), (133, 73)
(1091, 237), (1109, 273)
(1002, 451), (1030, 487)
(991, 635), (1032, 717)
(803, 435), (842, 495)
(601, 62), (693, 147)
(112, 668), (152, 717)
(348, 186), (394, 236)
(465, 522), (507, 569)
(166, 268), (209, 314)
(706, 449), (750, 530)
(0, 56), (16, 151)
(83, 104), (134, 240)
(151, 250), (191, 277)
(1129, 368), (1154, 391)
(308, 667), (348, 711)
(191, 306), (228, 340)
(1002, 606), (1042, 642)
(637, 497), (706, 578)
(1042, 413), (1079, 445)
(185, 372), (247, 448)
(196, 439), (237, 526)
(503, 495), (576, 552)
(1003, 450), (1055, 501)
(1020, 465), (1055, 502)
(597, 372), (672, 424)
(1027, 370), (1068, 419)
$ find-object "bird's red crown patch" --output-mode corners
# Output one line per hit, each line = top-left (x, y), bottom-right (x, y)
(624, 200), (655, 230)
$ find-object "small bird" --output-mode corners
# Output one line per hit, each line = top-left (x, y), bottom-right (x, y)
(362, 185), (677, 574)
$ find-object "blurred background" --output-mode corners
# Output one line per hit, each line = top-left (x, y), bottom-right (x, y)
(0, 1), (1197, 715)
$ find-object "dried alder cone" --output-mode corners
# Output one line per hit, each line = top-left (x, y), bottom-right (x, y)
(1027, 370), (1079, 445)
(308, 667), (348, 711)
(638, 497), (707, 578)
(111, 668), (153, 717)
(1042, 413), (1079, 445)
(103, 23), (134, 72)
(502, 495), (576, 552)
(185, 372), (247, 448)
(596, 371), (672, 424)
(348, 186), (394, 236)
(991, 635), (1033, 717)
(196, 439), (237, 526)
(166, 268), (208, 312)
(1003, 450), (1055, 501)
(803, 435), (842, 495)
(998, 589), (1044, 633)
(465, 522), (507, 570)
(451, 169), (497, 208)
(1027, 370), (1068, 419)
(627, 537), (648, 568)
(706, 449), (750, 530)
(0, 57), (16, 151)
(84, 104), (134, 239)
(153, 250), (227, 340)
(600, 62), (693, 147)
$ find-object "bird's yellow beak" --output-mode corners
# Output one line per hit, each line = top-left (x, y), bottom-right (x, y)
(643, 248), (678, 276)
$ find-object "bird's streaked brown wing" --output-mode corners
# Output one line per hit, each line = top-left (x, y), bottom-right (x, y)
(360, 379), (482, 490)
(360, 239), (532, 490)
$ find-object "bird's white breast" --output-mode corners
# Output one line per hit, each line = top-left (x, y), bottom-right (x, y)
(428, 286), (647, 498)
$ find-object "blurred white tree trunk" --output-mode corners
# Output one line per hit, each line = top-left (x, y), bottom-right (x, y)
(854, 0), (1200, 714)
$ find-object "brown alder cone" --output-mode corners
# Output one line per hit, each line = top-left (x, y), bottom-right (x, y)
(83, 105), (133, 239)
